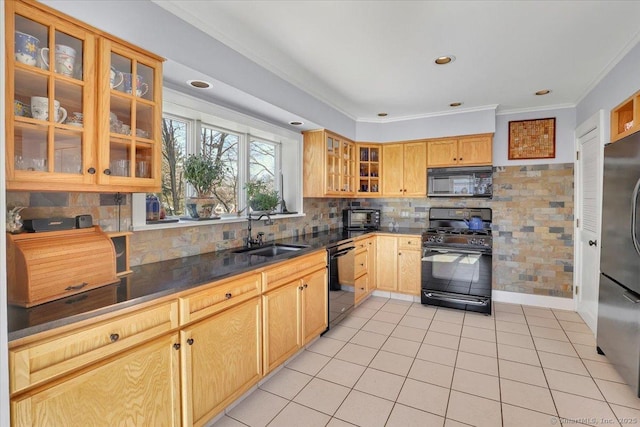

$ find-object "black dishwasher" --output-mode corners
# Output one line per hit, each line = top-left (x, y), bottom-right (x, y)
(325, 239), (355, 330)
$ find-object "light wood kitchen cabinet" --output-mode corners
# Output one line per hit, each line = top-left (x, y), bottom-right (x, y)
(353, 235), (376, 304)
(356, 143), (381, 196)
(427, 134), (493, 167)
(180, 297), (261, 427)
(381, 141), (427, 196)
(303, 129), (356, 197)
(376, 235), (421, 295)
(611, 89), (640, 142)
(262, 252), (328, 373)
(5, 0), (163, 192)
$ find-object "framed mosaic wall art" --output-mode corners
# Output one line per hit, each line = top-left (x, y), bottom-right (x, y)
(508, 117), (556, 160)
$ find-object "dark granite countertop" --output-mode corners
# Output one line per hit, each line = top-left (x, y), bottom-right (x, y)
(8, 228), (424, 342)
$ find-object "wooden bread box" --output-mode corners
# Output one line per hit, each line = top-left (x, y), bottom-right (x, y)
(7, 226), (119, 307)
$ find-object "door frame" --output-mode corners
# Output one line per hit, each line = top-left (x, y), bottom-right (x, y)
(573, 109), (605, 332)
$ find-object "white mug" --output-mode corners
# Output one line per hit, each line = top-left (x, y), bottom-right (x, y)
(30, 96), (67, 123)
(40, 44), (76, 77)
(110, 66), (124, 89)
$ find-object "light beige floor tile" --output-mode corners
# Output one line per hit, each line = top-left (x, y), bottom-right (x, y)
(495, 311), (527, 324)
(500, 378), (556, 415)
(523, 306), (556, 319)
(349, 330), (388, 349)
(334, 342), (378, 366)
(595, 378), (640, 409)
(452, 368), (500, 400)
(381, 336), (421, 357)
(391, 325), (427, 342)
(533, 336), (578, 357)
(397, 378), (450, 416)
(386, 403), (445, 427)
(559, 320), (593, 334)
(285, 350), (331, 376)
(458, 337), (497, 357)
(324, 325), (359, 342)
(551, 389), (618, 426)
(211, 415), (246, 427)
(369, 350), (414, 376)
(408, 358), (455, 388)
(529, 325), (569, 342)
(526, 316), (562, 329)
(293, 378), (351, 416)
(362, 319), (396, 336)
(259, 367), (312, 400)
(538, 351), (588, 376)
(544, 368), (604, 400)
(334, 390), (394, 427)
(610, 404), (640, 424)
(350, 306), (378, 320)
(399, 315), (432, 330)
(444, 419), (474, 427)
(359, 297), (388, 310)
(267, 402), (331, 427)
(380, 301), (411, 315)
(583, 360), (626, 383)
(463, 313), (496, 330)
(498, 359), (547, 387)
(573, 343), (610, 363)
(566, 330), (596, 346)
(325, 418), (354, 427)
(494, 302), (523, 314)
(495, 319), (531, 335)
(497, 330), (535, 349)
(317, 358), (367, 388)
(227, 389), (289, 427)
(433, 309), (465, 325)
(424, 330), (461, 350)
(429, 320), (463, 336)
(338, 316), (368, 330)
(498, 343), (541, 366)
(501, 403), (558, 427)
(405, 305), (437, 319)
(456, 351), (499, 376)
(354, 367), (405, 401)
(416, 343), (458, 367)
(461, 325), (496, 342)
(552, 309), (585, 322)
(371, 311), (403, 324)
(307, 337), (346, 357)
(446, 390), (502, 427)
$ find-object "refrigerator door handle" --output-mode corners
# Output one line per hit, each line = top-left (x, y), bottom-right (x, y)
(622, 292), (640, 304)
(632, 177), (640, 257)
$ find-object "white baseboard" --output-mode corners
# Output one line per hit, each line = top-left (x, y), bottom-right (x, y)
(492, 290), (575, 311)
(371, 290), (420, 303)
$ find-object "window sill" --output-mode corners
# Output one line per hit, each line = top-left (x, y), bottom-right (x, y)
(131, 212), (306, 232)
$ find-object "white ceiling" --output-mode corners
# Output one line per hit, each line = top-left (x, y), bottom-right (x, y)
(154, 0), (640, 122)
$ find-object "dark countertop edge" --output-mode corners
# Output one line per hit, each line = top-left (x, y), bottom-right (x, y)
(8, 228), (424, 342)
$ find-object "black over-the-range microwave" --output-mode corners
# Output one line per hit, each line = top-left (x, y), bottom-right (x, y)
(427, 166), (493, 198)
(343, 208), (381, 230)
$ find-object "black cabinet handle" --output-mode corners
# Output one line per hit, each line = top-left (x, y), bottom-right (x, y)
(173, 343), (181, 350)
(299, 286), (304, 290)
(225, 292), (232, 299)
(104, 169), (111, 175)
(589, 240), (597, 247)
(304, 283), (308, 288)
(65, 282), (87, 291)
(87, 167), (96, 174)
(109, 333), (119, 342)
(187, 338), (194, 345)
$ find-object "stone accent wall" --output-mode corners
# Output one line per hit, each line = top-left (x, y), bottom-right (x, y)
(5, 163), (573, 297)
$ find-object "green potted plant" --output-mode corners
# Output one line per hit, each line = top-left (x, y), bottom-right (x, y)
(183, 153), (224, 218)
(244, 179), (280, 213)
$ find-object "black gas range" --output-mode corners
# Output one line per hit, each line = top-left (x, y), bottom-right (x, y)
(421, 208), (493, 315)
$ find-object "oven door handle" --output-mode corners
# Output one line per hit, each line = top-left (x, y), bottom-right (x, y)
(331, 246), (355, 259)
(423, 291), (490, 306)
(423, 247), (485, 255)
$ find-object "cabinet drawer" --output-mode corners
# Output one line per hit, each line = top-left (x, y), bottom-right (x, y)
(9, 300), (178, 395)
(262, 251), (327, 292)
(398, 236), (421, 250)
(179, 272), (261, 325)
(354, 251), (368, 278)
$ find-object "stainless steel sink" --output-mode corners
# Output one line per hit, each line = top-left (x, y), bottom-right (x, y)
(233, 243), (309, 257)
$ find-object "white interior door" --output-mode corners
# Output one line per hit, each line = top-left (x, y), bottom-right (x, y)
(575, 110), (604, 334)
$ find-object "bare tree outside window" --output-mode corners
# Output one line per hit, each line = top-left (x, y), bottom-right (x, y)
(201, 127), (239, 214)
(161, 117), (187, 216)
(249, 139), (276, 191)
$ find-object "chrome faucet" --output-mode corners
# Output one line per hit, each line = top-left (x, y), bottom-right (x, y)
(246, 211), (271, 248)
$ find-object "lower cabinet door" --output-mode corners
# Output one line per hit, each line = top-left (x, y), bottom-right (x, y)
(398, 249), (422, 295)
(354, 273), (369, 305)
(181, 297), (261, 427)
(302, 267), (328, 344)
(263, 281), (301, 374)
(11, 333), (181, 427)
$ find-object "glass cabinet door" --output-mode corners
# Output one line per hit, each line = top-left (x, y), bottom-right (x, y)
(8, 4), (96, 187)
(357, 145), (380, 195)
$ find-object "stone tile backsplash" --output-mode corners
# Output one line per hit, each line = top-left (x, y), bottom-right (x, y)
(5, 163), (574, 299)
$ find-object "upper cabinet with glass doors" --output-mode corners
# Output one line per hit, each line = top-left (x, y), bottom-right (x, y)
(303, 129), (355, 197)
(5, 0), (163, 192)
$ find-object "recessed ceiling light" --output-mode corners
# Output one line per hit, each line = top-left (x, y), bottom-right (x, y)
(377, 112), (388, 117)
(187, 80), (212, 89)
(289, 121), (304, 126)
(449, 102), (463, 107)
(535, 89), (551, 95)
(435, 55), (456, 65)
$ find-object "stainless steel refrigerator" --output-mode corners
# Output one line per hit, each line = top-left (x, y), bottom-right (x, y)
(598, 130), (640, 397)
